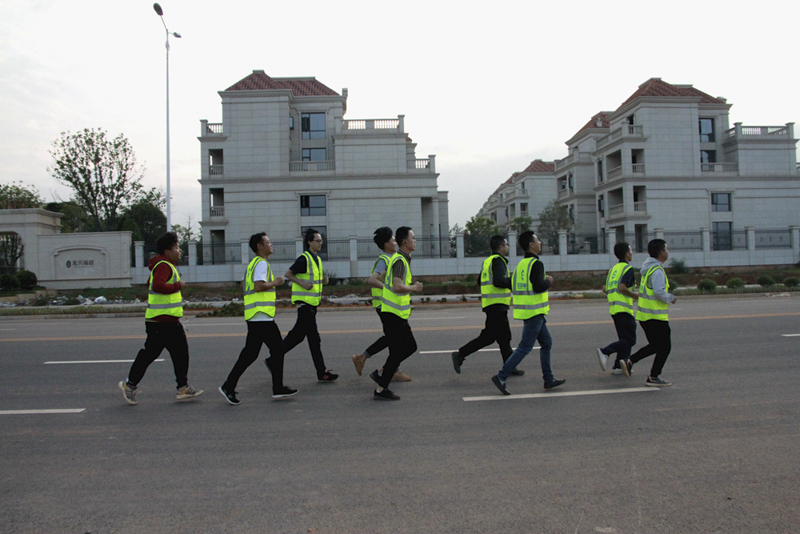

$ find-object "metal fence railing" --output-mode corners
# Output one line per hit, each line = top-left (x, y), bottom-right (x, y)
(712, 230), (747, 251)
(200, 244), (241, 265)
(755, 229), (792, 249)
(663, 232), (703, 251)
(566, 233), (607, 255)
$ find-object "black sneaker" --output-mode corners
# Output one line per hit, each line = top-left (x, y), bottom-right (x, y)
(451, 351), (462, 374)
(646, 376), (672, 387)
(272, 386), (298, 399)
(369, 369), (382, 385)
(544, 378), (566, 390)
(374, 388), (400, 400)
(510, 368), (525, 376)
(318, 370), (338, 382)
(218, 385), (240, 405)
(491, 375), (510, 395)
(620, 359), (633, 379)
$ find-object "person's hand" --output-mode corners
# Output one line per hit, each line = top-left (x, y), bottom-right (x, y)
(411, 281), (423, 293)
(273, 276), (284, 286)
(632, 292), (639, 300)
(304, 280), (314, 290)
(545, 275), (553, 284)
(672, 296), (677, 304)
(323, 275), (329, 285)
(178, 280), (186, 289)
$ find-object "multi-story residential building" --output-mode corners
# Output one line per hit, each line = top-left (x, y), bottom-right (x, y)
(478, 78), (799, 253)
(198, 70), (449, 261)
(476, 159), (555, 230)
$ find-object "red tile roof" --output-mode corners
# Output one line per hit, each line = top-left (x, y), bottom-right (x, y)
(225, 71), (339, 96)
(617, 78), (726, 110)
(572, 112), (612, 138)
(522, 159), (555, 173)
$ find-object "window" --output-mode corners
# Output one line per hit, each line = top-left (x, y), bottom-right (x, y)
(712, 222), (732, 251)
(568, 172), (574, 193)
(699, 118), (715, 143)
(598, 195), (605, 217)
(568, 205), (575, 222)
(597, 160), (604, 182)
(301, 113), (326, 140)
(289, 116), (294, 130)
(300, 195), (326, 216)
(712, 193), (731, 212)
(701, 150), (717, 163)
(302, 148), (327, 161)
(520, 202), (528, 216)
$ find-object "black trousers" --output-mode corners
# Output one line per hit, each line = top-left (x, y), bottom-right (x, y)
(601, 312), (637, 366)
(282, 304), (327, 377)
(128, 321), (189, 389)
(364, 308), (389, 356)
(457, 304), (513, 362)
(631, 319), (671, 378)
(378, 312), (417, 388)
(224, 321), (285, 391)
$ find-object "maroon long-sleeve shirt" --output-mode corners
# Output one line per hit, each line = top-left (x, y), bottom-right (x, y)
(147, 254), (182, 322)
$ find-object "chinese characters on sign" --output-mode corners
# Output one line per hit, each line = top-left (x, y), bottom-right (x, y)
(66, 260), (95, 268)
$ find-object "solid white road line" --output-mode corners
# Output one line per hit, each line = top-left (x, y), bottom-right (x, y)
(420, 347), (538, 354)
(0, 409), (86, 415)
(463, 387), (657, 402)
(781, 334), (800, 337)
(44, 359), (165, 365)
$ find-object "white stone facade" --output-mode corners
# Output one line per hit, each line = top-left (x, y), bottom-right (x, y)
(197, 71), (449, 263)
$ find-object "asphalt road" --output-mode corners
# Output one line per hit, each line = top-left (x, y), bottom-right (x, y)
(1, 295), (799, 534)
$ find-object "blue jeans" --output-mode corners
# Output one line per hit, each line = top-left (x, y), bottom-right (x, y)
(498, 314), (553, 383)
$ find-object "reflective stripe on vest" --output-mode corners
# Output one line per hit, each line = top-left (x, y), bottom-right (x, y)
(511, 257), (549, 320)
(291, 251), (323, 306)
(145, 260), (183, 319)
(243, 256), (276, 320)
(635, 264), (670, 322)
(371, 253), (393, 308)
(381, 253), (412, 319)
(606, 262), (634, 316)
(480, 254), (511, 308)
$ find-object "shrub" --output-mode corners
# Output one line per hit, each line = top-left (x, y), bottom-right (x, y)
(0, 273), (20, 290)
(783, 277), (799, 288)
(756, 275), (776, 287)
(669, 258), (690, 274)
(697, 279), (717, 293)
(16, 270), (37, 290)
(726, 278), (745, 289)
(197, 302), (244, 317)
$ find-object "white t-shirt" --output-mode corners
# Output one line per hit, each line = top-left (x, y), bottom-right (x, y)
(248, 259), (274, 322)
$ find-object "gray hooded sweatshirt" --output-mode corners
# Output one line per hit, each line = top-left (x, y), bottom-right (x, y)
(640, 257), (675, 305)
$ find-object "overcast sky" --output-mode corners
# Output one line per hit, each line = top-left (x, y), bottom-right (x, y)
(1, 0), (797, 234)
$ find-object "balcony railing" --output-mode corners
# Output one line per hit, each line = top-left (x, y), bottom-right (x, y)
(725, 123), (793, 139)
(608, 203), (624, 217)
(209, 165), (224, 176)
(206, 123), (223, 134)
(558, 187), (569, 198)
(634, 201), (647, 213)
(411, 158), (430, 169)
(632, 164), (645, 174)
(210, 206), (225, 217)
(607, 165), (623, 181)
(342, 118), (401, 131)
(553, 152), (593, 171)
(596, 124), (645, 150)
(290, 161), (336, 172)
(701, 162), (738, 173)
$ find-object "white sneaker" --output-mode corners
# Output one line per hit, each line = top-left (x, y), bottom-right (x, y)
(611, 368), (623, 375)
(596, 348), (608, 372)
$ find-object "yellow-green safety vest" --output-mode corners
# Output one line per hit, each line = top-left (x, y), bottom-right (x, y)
(512, 257), (549, 320)
(605, 262), (635, 316)
(243, 256), (276, 320)
(371, 253), (393, 308)
(480, 254), (511, 308)
(381, 253), (412, 319)
(291, 251), (323, 306)
(635, 264), (670, 322)
(145, 260), (183, 319)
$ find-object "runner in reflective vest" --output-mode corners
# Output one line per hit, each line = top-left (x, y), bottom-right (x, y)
(635, 264), (670, 321)
(606, 262), (635, 316)
(243, 256), (276, 320)
(291, 250), (322, 306)
(371, 253), (393, 309)
(145, 260), (183, 319)
(381, 253), (412, 320)
(512, 257), (549, 320)
(481, 254), (512, 308)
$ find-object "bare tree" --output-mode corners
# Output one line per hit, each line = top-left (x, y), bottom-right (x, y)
(0, 232), (24, 269)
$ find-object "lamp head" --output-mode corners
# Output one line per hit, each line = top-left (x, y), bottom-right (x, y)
(153, 3), (163, 16)
(172, 32), (182, 38)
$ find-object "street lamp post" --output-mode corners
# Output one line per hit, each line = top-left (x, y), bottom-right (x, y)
(153, 3), (181, 232)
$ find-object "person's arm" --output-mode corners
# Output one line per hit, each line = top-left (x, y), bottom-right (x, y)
(492, 257), (511, 289)
(284, 256), (312, 290)
(391, 261), (422, 294)
(530, 260), (552, 293)
(368, 271), (386, 289)
(151, 263), (184, 294)
(650, 268), (675, 304)
(618, 268), (638, 299)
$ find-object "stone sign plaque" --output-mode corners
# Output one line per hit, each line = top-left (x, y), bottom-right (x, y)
(55, 248), (106, 280)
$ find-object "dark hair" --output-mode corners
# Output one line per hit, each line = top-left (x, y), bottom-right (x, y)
(518, 231), (535, 253)
(373, 226), (394, 250)
(396, 226), (412, 246)
(614, 242), (631, 261)
(304, 228), (320, 248)
(647, 239), (667, 258)
(490, 234), (508, 254)
(156, 232), (179, 255)
(250, 232), (267, 253)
